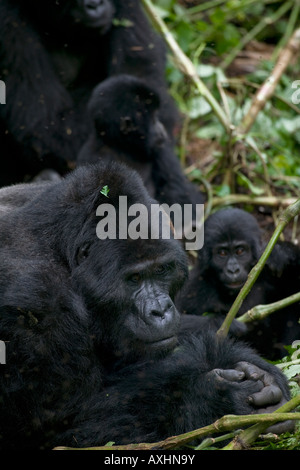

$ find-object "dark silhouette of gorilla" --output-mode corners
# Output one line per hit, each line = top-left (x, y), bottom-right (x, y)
(0, 0), (178, 186)
(78, 74), (204, 209)
(177, 208), (300, 359)
(0, 165), (292, 449)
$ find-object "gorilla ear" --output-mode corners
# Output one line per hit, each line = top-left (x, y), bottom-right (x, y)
(76, 242), (91, 265)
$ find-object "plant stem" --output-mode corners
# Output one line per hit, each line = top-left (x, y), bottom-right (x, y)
(222, 395), (300, 450)
(141, 0), (231, 132)
(238, 291), (300, 324)
(220, 1), (293, 70)
(238, 26), (300, 134)
(54, 410), (300, 451)
(213, 194), (297, 208)
(272, 0), (300, 61)
(217, 198), (300, 338)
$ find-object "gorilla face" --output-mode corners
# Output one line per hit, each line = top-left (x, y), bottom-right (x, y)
(203, 208), (261, 293)
(71, 231), (188, 361)
(211, 240), (253, 291)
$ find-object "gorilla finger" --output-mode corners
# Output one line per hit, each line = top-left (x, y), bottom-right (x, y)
(248, 384), (282, 407)
(266, 419), (295, 435)
(235, 361), (268, 382)
(210, 368), (245, 382)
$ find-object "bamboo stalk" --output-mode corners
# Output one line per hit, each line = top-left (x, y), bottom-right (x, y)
(212, 194), (297, 208)
(238, 291), (300, 324)
(223, 394), (300, 450)
(53, 410), (300, 451)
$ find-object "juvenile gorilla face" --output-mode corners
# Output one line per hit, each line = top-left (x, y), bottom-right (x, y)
(204, 208), (261, 294)
(71, 0), (115, 31)
(212, 240), (253, 291)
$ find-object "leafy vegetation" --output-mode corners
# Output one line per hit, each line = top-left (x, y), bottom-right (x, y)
(150, 0), (300, 450)
(154, 0), (300, 212)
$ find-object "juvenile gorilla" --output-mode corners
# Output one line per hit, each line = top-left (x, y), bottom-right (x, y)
(0, 0), (177, 185)
(177, 208), (300, 359)
(0, 164), (292, 449)
(78, 75), (204, 209)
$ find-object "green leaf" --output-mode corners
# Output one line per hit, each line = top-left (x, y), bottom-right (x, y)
(214, 184), (231, 197)
(100, 185), (110, 198)
(186, 95), (212, 119)
(284, 365), (300, 380)
(236, 172), (265, 195)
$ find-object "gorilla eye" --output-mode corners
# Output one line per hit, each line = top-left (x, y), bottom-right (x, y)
(218, 249), (228, 257)
(128, 273), (142, 284)
(236, 247), (245, 256)
(76, 243), (91, 265)
(154, 265), (168, 275)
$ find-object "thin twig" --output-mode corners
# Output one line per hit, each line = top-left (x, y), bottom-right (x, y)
(272, 1), (300, 61)
(220, 1), (293, 70)
(238, 27), (300, 134)
(141, 0), (231, 132)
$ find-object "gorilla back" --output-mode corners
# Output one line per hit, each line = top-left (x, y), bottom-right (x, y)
(0, 164), (291, 449)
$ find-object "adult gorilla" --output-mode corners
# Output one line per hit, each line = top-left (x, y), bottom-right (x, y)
(0, 165), (292, 449)
(177, 208), (300, 359)
(0, 0), (178, 185)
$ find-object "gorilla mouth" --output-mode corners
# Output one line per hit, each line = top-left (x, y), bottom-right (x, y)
(226, 281), (244, 290)
(147, 335), (177, 351)
(82, 16), (111, 30)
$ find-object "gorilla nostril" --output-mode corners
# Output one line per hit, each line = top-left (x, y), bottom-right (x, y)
(227, 266), (240, 275)
(151, 309), (165, 319)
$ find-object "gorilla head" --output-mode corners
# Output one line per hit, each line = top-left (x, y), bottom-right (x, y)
(203, 208), (261, 293)
(79, 74), (169, 165)
(63, 165), (187, 361)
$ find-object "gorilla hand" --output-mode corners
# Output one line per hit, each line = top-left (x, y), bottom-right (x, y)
(235, 361), (294, 434)
(208, 361), (293, 434)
